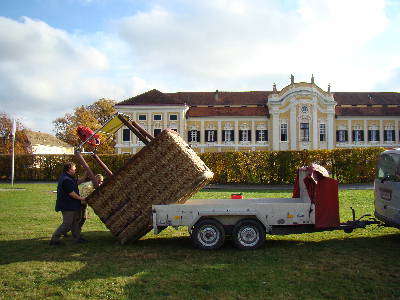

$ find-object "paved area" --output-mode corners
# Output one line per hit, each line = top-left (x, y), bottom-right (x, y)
(206, 183), (374, 190)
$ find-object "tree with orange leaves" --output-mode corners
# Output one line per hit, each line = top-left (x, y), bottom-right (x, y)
(53, 99), (116, 154)
(0, 112), (31, 154)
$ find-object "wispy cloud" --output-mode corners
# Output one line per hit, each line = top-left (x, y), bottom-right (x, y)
(0, 0), (399, 133)
(0, 16), (143, 131)
(117, 0), (398, 91)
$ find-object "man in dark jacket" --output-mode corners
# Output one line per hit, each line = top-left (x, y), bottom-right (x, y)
(50, 162), (89, 245)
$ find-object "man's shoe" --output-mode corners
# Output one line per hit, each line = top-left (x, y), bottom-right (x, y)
(49, 240), (64, 246)
(75, 237), (88, 244)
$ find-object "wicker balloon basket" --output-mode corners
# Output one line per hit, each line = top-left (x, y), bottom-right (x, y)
(84, 128), (213, 244)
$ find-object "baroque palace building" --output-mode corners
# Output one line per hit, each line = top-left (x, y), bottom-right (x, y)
(114, 76), (400, 154)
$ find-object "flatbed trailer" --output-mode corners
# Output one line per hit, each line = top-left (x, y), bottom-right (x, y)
(74, 114), (383, 248)
(152, 168), (380, 250)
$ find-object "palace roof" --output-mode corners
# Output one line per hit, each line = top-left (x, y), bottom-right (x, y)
(116, 89), (400, 117)
(187, 106), (269, 117)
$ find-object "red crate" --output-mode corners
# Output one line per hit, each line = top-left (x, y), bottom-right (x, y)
(231, 193), (243, 199)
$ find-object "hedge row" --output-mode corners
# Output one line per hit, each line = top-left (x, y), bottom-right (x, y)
(200, 148), (383, 184)
(0, 148), (384, 184)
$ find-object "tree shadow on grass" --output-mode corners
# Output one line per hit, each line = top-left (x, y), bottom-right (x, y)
(1, 231), (400, 298)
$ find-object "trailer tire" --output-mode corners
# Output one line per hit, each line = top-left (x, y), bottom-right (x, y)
(233, 219), (266, 250)
(344, 228), (353, 233)
(191, 219), (225, 250)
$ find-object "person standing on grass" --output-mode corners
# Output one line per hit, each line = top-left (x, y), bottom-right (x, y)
(77, 173), (104, 231)
(50, 162), (89, 245)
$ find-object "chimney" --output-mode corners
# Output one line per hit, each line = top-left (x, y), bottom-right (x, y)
(214, 90), (219, 102)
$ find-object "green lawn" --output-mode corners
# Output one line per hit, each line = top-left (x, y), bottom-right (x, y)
(0, 183), (399, 299)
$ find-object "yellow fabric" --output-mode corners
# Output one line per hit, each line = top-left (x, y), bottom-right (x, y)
(98, 115), (124, 136)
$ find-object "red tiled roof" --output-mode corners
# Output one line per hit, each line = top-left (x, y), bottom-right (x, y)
(116, 89), (185, 106)
(333, 92), (400, 105)
(117, 90), (272, 106)
(335, 106), (400, 116)
(165, 91), (272, 105)
(187, 106), (269, 117)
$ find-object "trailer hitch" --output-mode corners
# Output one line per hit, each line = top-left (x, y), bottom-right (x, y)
(340, 207), (381, 233)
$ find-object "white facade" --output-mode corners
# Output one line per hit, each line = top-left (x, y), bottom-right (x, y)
(115, 82), (400, 154)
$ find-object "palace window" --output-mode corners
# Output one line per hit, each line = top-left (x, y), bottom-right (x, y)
(169, 114), (178, 121)
(352, 130), (364, 142)
(222, 130), (234, 142)
(300, 123), (309, 142)
(205, 130), (217, 142)
(122, 128), (131, 142)
(239, 130), (251, 142)
(153, 114), (162, 121)
(188, 130), (200, 142)
(138, 114), (147, 121)
(336, 130), (348, 142)
(280, 124), (288, 142)
(256, 130), (268, 142)
(153, 128), (162, 136)
(384, 129), (395, 142)
(319, 124), (326, 142)
(368, 130), (380, 142)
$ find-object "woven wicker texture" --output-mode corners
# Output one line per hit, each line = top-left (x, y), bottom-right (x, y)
(85, 129), (213, 244)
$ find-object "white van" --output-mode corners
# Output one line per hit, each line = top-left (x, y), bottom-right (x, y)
(374, 149), (400, 228)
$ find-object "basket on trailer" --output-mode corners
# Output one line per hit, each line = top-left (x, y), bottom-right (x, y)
(76, 113), (213, 244)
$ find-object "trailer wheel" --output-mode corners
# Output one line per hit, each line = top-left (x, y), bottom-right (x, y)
(233, 219), (266, 250)
(191, 219), (225, 250)
(344, 227), (353, 233)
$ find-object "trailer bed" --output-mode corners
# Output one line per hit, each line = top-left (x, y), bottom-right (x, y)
(153, 197), (315, 233)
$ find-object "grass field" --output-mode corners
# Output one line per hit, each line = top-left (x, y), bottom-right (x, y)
(0, 183), (399, 299)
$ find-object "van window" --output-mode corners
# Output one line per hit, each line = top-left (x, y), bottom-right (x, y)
(376, 153), (400, 181)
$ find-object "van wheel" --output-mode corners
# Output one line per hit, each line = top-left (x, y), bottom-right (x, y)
(191, 219), (225, 250)
(233, 219), (266, 250)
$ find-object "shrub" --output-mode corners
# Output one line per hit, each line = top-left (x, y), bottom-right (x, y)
(0, 148), (384, 184)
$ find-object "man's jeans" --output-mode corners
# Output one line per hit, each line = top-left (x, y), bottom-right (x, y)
(51, 210), (82, 241)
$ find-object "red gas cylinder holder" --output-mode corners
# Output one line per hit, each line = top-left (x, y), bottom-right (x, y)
(77, 126), (100, 146)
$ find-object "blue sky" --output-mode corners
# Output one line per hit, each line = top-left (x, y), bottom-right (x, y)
(0, 0), (399, 133)
(1, 0), (150, 33)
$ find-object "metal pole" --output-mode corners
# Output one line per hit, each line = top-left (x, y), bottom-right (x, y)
(11, 119), (16, 186)
(11, 133), (15, 186)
